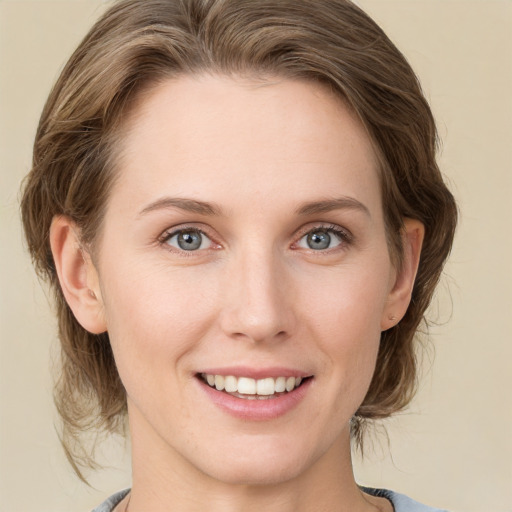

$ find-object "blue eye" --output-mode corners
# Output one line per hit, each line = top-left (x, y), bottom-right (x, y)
(165, 229), (212, 251)
(297, 228), (344, 251)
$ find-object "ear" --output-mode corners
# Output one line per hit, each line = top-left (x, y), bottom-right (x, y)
(381, 218), (425, 331)
(49, 215), (107, 334)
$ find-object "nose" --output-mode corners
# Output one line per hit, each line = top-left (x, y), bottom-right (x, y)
(219, 247), (296, 344)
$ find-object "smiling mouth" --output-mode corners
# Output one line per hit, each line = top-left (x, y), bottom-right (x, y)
(199, 373), (310, 400)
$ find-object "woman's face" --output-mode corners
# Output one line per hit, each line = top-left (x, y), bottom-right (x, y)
(91, 75), (403, 484)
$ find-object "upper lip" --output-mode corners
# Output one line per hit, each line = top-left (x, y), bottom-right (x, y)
(196, 366), (312, 379)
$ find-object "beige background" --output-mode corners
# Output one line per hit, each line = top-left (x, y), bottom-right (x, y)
(1, 0), (510, 511)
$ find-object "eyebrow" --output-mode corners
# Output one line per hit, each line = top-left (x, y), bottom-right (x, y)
(295, 197), (371, 217)
(138, 197), (222, 217)
(138, 196), (370, 218)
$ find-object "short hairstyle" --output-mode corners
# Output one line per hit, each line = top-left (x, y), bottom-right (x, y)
(20, 0), (457, 475)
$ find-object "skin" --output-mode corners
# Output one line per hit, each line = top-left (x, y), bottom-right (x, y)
(50, 75), (423, 512)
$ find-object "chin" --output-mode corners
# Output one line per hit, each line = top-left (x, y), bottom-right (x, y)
(206, 459), (306, 487)
(192, 436), (317, 486)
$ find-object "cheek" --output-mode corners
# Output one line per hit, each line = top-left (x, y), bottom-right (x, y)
(300, 263), (389, 391)
(98, 263), (216, 384)
(302, 260), (390, 337)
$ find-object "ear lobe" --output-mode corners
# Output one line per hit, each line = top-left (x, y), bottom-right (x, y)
(49, 216), (107, 334)
(381, 218), (425, 331)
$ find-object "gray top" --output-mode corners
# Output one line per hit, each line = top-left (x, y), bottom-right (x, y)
(91, 487), (448, 511)
(361, 487), (448, 511)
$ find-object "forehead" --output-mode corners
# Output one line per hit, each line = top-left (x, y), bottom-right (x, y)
(111, 74), (381, 217)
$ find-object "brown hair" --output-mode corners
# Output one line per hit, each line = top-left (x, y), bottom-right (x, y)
(20, 0), (457, 476)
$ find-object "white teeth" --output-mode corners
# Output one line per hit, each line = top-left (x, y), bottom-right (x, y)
(202, 374), (306, 396)
(238, 377), (256, 394)
(275, 376), (286, 393)
(214, 375), (225, 391)
(224, 375), (238, 392)
(257, 377), (275, 396)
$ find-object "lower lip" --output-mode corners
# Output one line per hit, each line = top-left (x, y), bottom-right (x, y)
(197, 377), (312, 421)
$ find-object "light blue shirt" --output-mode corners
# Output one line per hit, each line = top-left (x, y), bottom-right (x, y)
(91, 487), (448, 511)
(362, 487), (448, 511)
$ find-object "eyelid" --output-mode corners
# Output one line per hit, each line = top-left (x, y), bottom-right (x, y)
(292, 223), (354, 250)
(156, 222), (353, 254)
(158, 224), (221, 252)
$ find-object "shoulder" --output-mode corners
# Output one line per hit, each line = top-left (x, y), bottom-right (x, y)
(362, 487), (449, 512)
(91, 489), (130, 512)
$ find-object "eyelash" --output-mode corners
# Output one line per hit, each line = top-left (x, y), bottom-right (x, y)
(158, 223), (353, 254)
(293, 224), (353, 252)
(158, 225), (217, 255)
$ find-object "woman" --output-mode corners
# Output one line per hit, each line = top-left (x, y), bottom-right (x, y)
(20, 0), (457, 511)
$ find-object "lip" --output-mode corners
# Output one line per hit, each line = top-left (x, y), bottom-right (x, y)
(197, 366), (311, 379)
(196, 369), (313, 421)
